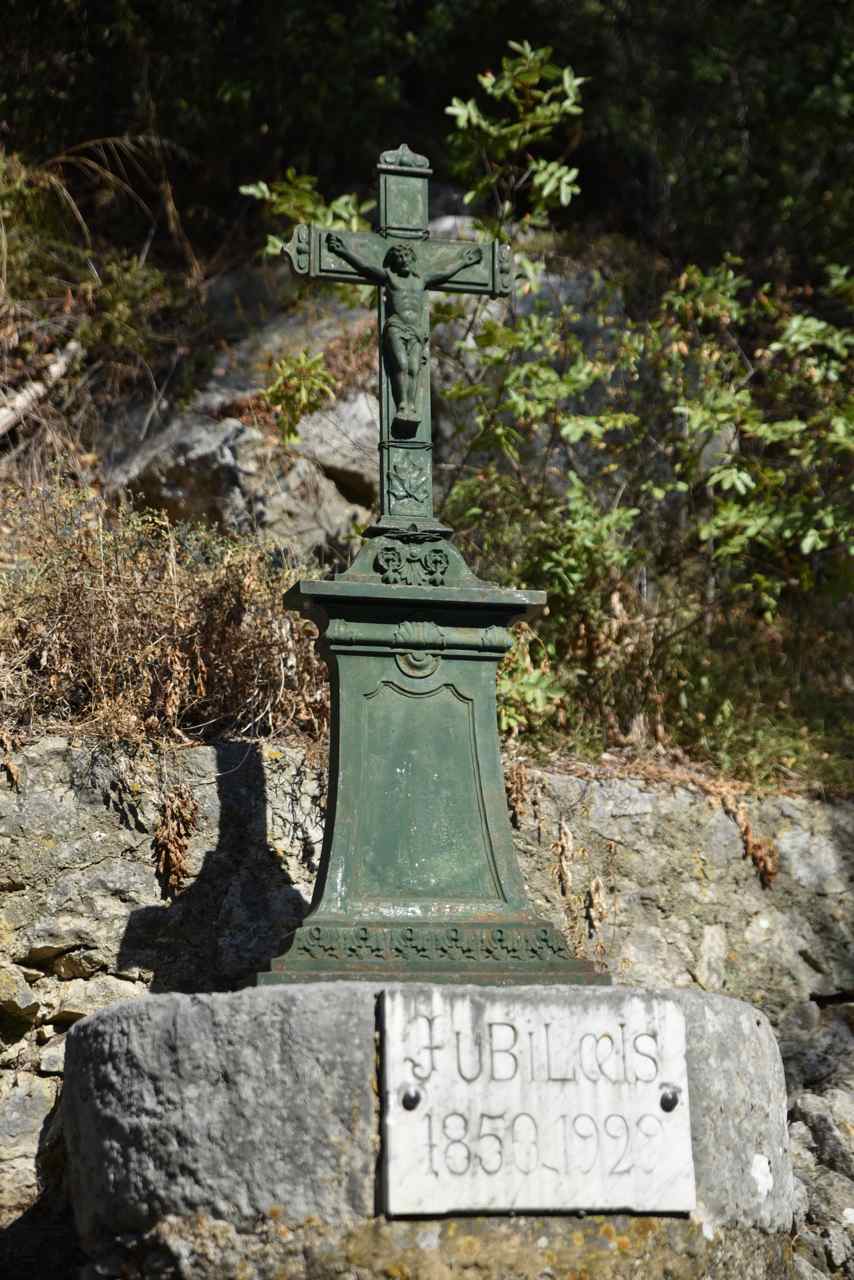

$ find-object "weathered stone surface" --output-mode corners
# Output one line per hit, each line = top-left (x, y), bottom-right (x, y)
(62, 983), (378, 1251)
(38, 973), (146, 1024)
(695, 922), (728, 992)
(103, 287), (373, 559)
(0, 962), (39, 1023)
(791, 1091), (854, 1183)
(673, 989), (792, 1234)
(0, 1072), (58, 1226)
(78, 1212), (797, 1280)
(772, 796), (852, 896)
(789, 1090), (854, 1275)
(519, 770), (854, 1020)
(293, 390), (380, 505)
(259, 453), (370, 561)
(20, 859), (160, 971)
(781, 1005), (854, 1276)
(793, 1253), (829, 1280)
(37, 1034), (66, 1076)
(779, 1000), (854, 1092)
(106, 412), (369, 561)
(62, 981), (791, 1258)
(0, 739), (317, 999)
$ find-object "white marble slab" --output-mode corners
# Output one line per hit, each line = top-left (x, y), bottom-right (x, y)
(382, 987), (696, 1215)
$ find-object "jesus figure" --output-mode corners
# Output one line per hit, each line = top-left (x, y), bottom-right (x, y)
(326, 232), (482, 424)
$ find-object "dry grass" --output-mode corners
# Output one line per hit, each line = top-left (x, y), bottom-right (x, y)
(0, 480), (328, 745)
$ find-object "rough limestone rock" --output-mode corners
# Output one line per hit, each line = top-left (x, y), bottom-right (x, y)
(515, 769), (854, 1021)
(37, 973), (147, 1025)
(0, 1072), (59, 1225)
(291, 390), (379, 506)
(78, 1213), (796, 1280)
(106, 412), (370, 562)
(0, 962), (39, 1023)
(791, 1091), (854, 1183)
(778, 999), (854, 1093)
(104, 275), (375, 559)
(37, 1035), (66, 1076)
(789, 1089), (854, 1275)
(673, 989), (793, 1234)
(0, 736), (317, 1233)
(63, 984), (378, 1251)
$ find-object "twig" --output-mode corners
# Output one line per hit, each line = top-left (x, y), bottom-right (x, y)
(139, 346), (182, 441)
(0, 339), (82, 438)
(138, 214), (160, 269)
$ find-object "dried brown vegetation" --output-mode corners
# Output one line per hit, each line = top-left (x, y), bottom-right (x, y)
(152, 782), (200, 896)
(0, 481), (328, 745)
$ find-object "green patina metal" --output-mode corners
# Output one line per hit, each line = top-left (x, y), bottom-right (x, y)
(281, 141), (512, 532)
(257, 146), (607, 985)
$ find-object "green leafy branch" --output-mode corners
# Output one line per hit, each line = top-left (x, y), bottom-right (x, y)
(241, 168), (374, 258)
(262, 350), (335, 442)
(446, 40), (584, 231)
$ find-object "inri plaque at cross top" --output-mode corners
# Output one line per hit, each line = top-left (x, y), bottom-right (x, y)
(257, 145), (607, 986)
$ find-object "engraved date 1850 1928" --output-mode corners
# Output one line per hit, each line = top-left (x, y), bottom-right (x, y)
(421, 1108), (664, 1180)
(384, 992), (696, 1215)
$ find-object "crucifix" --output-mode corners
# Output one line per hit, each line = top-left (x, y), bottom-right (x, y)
(282, 142), (514, 531)
(260, 144), (606, 987)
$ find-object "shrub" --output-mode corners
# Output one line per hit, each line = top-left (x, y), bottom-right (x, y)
(0, 482), (327, 744)
(439, 46), (854, 786)
(0, 145), (202, 476)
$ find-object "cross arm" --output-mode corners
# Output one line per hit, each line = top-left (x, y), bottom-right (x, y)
(420, 239), (514, 299)
(424, 242), (483, 288)
(281, 225), (388, 284)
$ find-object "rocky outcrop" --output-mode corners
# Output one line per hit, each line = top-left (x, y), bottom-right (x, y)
(0, 737), (851, 1275)
(0, 1071), (59, 1227)
(63, 985), (379, 1250)
(514, 768), (852, 1019)
(103, 266), (376, 561)
(513, 766), (854, 1279)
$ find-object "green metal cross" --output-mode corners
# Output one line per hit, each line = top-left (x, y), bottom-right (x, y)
(282, 143), (514, 530)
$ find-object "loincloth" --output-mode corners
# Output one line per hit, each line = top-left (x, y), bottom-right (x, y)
(385, 314), (425, 346)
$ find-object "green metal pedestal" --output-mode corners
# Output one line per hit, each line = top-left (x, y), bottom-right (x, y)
(258, 540), (607, 985)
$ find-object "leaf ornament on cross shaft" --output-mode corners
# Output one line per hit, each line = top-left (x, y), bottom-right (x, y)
(388, 453), (429, 505)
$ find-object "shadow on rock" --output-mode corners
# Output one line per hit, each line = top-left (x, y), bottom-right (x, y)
(0, 1086), (83, 1280)
(0, 1199), (84, 1280)
(119, 742), (307, 993)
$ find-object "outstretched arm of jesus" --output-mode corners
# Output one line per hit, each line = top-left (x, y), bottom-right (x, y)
(326, 232), (386, 284)
(425, 243), (482, 287)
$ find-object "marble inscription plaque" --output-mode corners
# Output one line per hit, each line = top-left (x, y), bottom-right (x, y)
(382, 988), (696, 1215)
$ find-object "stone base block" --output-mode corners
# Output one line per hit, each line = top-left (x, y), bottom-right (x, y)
(62, 984), (794, 1272)
(79, 1213), (797, 1280)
